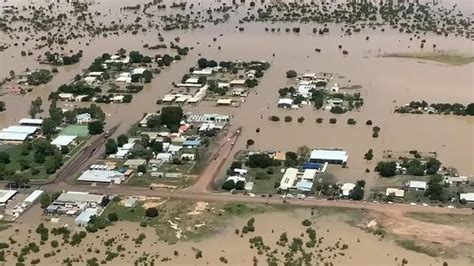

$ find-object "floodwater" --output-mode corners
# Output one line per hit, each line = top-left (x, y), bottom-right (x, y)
(0, 0), (473, 178)
(1, 205), (471, 265)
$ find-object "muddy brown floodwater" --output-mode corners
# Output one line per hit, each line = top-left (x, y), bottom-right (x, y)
(0, 0), (473, 179)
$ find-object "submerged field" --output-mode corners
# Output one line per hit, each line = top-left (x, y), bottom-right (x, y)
(383, 52), (474, 66)
(0, 200), (473, 265)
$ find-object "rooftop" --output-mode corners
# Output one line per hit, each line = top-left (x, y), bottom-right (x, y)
(51, 135), (77, 147)
(280, 168), (298, 190)
(19, 118), (43, 125)
(0, 189), (17, 204)
(460, 193), (474, 202)
(0, 132), (30, 141)
(77, 170), (124, 183)
(55, 191), (104, 204)
(408, 181), (427, 189)
(2, 125), (38, 134)
(310, 149), (348, 162)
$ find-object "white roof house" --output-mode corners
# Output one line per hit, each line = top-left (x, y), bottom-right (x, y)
(84, 76), (97, 85)
(19, 118), (43, 126)
(298, 84), (316, 98)
(115, 76), (132, 83)
(408, 181), (427, 190)
(385, 188), (405, 198)
(0, 190), (17, 205)
(279, 168), (299, 190)
(302, 169), (317, 181)
(341, 183), (356, 196)
(23, 190), (44, 206)
(2, 125), (38, 134)
(75, 208), (98, 225)
(277, 98), (294, 107)
(58, 93), (75, 100)
(88, 72), (104, 77)
(55, 192), (104, 205)
(77, 170), (125, 184)
(156, 152), (173, 162)
(192, 68), (213, 75)
(51, 135), (76, 147)
(230, 79), (246, 86)
(217, 98), (232, 105)
(227, 176), (246, 183)
(132, 68), (147, 75)
(460, 193), (474, 203)
(76, 113), (92, 124)
(185, 77), (200, 84)
(0, 132), (30, 142)
(310, 149), (348, 164)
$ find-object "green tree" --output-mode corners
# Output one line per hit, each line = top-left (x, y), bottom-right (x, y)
(375, 161), (397, 177)
(160, 106), (183, 132)
(145, 207), (159, 218)
(221, 180), (235, 190)
(39, 193), (51, 208)
(105, 139), (118, 155)
(246, 139), (255, 147)
(425, 158), (441, 175)
(0, 152), (10, 164)
(117, 134), (129, 147)
(350, 185), (364, 200)
(0, 101), (6, 112)
(88, 121), (104, 135)
(235, 180), (245, 190)
(248, 154), (274, 168)
(143, 70), (153, 83)
(364, 149), (374, 161)
(108, 213), (119, 222)
(137, 164), (147, 174)
(41, 118), (57, 137)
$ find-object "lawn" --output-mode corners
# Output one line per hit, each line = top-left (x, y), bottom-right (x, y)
(371, 175), (428, 193)
(61, 125), (89, 137)
(0, 220), (11, 232)
(247, 166), (285, 194)
(0, 144), (50, 180)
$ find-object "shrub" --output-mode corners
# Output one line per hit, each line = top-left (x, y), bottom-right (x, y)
(365, 120), (372, 125)
(329, 118), (337, 124)
(285, 70), (297, 78)
(297, 117), (305, 123)
(302, 219), (312, 226)
(221, 180), (235, 191)
(269, 115), (280, 122)
(145, 207), (159, 218)
(284, 116), (292, 122)
(347, 118), (356, 125)
(315, 118), (323, 124)
(108, 213), (118, 222)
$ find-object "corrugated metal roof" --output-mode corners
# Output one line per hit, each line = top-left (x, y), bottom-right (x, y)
(0, 132), (29, 141)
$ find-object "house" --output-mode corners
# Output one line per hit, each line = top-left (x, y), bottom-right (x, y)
(279, 168), (298, 190)
(51, 135), (76, 148)
(217, 98), (232, 105)
(231, 88), (246, 96)
(459, 193), (474, 203)
(19, 118), (43, 126)
(187, 113), (230, 124)
(233, 168), (248, 176)
(192, 68), (213, 75)
(301, 169), (317, 181)
(183, 138), (201, 148)
(76, 113), (92, 124)
(230, 79), (246, 87)
(123, 159), (146, 168)
(227, 176), (246, 183)
(327, 98), (344, 106)
(156, 152), (173, 162)
(296, 179), (314, 192)
(87, 72), (104, 77)
(185, 77), (200, 84)
(75, 208), (98, 225)
(162, 95), (176, 103)
(0, 132), (31, 142)
(111, 95), (125, 103)
(297, 84), (316, 98)
(341, 183), (356, 196)
(84, 76), (97, 85)
(385, 188), (405, 198)
(0, 190), (17, 206)
(277, 98), (294, 108)
(444, 176), (468, 185)
(58, 93), (75, 101)
(54, 191), (104, 207)
(23, 190), (44, 207)
(309, 149), (348, 166)
(77, 170), (125, 184)
(132, 68), (147, 75)
(407, 181), (427, 191)
(181, 153), (196, 161)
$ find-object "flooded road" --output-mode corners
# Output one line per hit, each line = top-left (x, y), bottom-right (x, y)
(0, 0), (473, 175)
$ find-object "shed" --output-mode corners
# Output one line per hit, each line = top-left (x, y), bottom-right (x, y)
(185, 77), (200, 84)
(310, 149), (348, 165)
(302, 169), (317, 181)
(385, 188), (405, 198)
(0, 190), (17, 205)
(74, 208), (98, 225)
(51, 135), (77, 147)
(19, 118), (43, 126)
(408, 181), (427, 191)
(277, 98), (293, 108)
(341, 183), (355, 196)
(460, 193), (474, 203)
(23, 190), (44, 206)
(217, 98), (232, 105)
(279, 168), (298, 190)
(0, 132), (30, 142)
(2, 125), (38, 134)
(123, 159), (147, 168)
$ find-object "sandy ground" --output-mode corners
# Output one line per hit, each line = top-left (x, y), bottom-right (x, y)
(0, 204), (472, 265)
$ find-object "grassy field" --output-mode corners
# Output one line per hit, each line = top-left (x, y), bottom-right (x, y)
(60, 125), (89, 137)
(371, 175), (428, 193)
(0, 145), (49, 180)
(101, 199), (279, 244)
(384, 52), (474, 66)
(0, 220), (11, 232)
